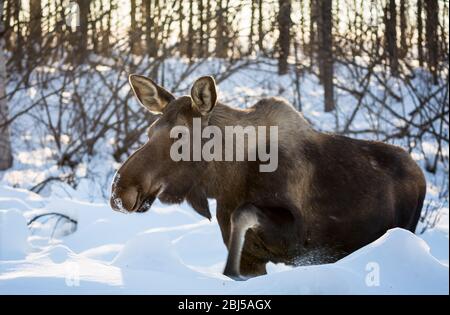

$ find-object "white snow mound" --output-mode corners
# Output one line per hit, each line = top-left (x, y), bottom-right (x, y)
(0, 185), (448, 294)
(236, 228), (448, 294)
(0, 209), (30, 260)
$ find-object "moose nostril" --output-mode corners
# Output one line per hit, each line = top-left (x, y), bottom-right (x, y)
(110, 186), (139, 213)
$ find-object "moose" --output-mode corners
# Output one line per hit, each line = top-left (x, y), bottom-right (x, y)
(110, 74), (426, 280)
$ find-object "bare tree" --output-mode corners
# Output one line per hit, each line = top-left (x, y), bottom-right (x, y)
(178, 0), (185, 55)
(6, 0), (23, 70)
(102, 1), (113, 56)
(0, 0), (13, 170)
(248, 0), (256, 55)
(277, 0), (291, 75)
(215, 0), (228, 58)
(198, 0), (205, 57)
(309, 0), (319, 66)
(75, 0), (91, 63)
(425, 0), (439, 83)
(130, 0), (139, 54)
(384, 0), (398, 76)
(187, 0), (194, 59)
(205, 0), (211, 55)
(28, 0), (42, 59)
(318, 0), (334, 111)
(417, 0), (424, 67)
(258, 0), (264, 53)
(399, 0), (408, 58)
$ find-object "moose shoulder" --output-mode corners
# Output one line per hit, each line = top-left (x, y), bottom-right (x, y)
(110, 75), (426, 280)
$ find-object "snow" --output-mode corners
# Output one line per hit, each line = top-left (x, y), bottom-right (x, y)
(0, 183), (448, 294)
(233, 229), (448, 295)
(0, 210), (30, 260)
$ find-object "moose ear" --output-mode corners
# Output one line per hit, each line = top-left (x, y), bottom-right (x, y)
(191, 76), (217, 115)
(129, 74), (175, 114)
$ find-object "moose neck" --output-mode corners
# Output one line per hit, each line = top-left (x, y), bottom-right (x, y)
(197, 101), (316, 202)
(197, 103), (248, 200)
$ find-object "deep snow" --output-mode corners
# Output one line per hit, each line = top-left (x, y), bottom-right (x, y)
(0, 184), (448, 294)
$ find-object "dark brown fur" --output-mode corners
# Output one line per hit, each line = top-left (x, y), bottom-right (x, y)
(110, 75), (426, 279)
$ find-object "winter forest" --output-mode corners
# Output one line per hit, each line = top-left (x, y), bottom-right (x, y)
(0, 0), (448, 294)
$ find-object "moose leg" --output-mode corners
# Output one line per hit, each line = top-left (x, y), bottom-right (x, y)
(223, 204), (263, 280)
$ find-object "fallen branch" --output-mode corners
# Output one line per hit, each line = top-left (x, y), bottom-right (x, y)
(28, 212), (77, 226)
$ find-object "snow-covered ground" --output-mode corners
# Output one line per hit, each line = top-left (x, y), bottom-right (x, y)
(0, 58), (448, 294)
(0, 184), (448, 294)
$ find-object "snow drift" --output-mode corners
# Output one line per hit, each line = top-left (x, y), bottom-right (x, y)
(0, 184), (448, 294)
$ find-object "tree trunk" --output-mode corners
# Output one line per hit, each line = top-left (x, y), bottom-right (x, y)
(6, 1), (22, 70)
(143, 0), (157, 57)
(309, 0), (319, 66)
(91, 1), (101, 54)
(248, 0), (256, 55)
(384, 0), (398, 76)
(399, 0), (408, 58)
(75, 0), (91, 63)
(0, 2), (13, 170)
(299, 0), (306, 52)
(101, 1), (112, 56)
(178, 0), (185, 55)
(277, 0), (291, 75)
(258, 0), (264, 53)
(4, 0), (13, 51)
(417, 0), (424, 67)
(54, 0), (68, 59)
(205, 0), (211, 55)
(440, 0), (448, 59)
(318, 0), (334, 112)
(425, 0), (439, 83)
(198, 0), (205, 57)
(187, 0), (194, 59)
(130, 0), (138, 54)
(28, 0), (42, 60)
(153, 0), (161, 58)
(215, 0), (228, 58)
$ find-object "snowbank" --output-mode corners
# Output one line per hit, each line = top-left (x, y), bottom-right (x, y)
(0, 185), (448, 294)
(0, 209), (30, 260)
(236, 228), (447, 295)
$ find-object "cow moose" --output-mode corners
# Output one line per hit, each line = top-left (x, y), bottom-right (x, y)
(110, 74), (426, 280)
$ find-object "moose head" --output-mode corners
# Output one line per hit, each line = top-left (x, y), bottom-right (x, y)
(109, 75), (218, 220)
